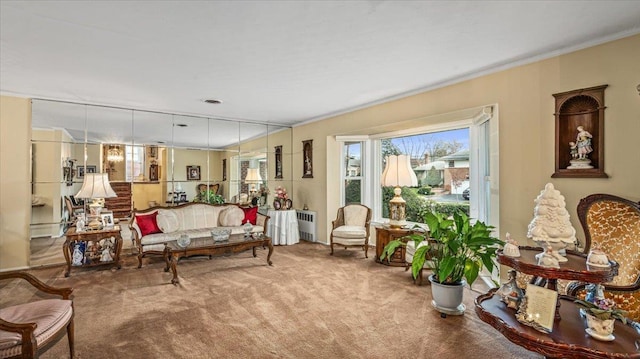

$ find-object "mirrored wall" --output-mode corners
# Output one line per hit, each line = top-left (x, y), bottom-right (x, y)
(30, 99), (293, 256)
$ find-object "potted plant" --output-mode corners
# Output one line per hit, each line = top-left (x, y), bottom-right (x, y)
(380, 211), (503, 315)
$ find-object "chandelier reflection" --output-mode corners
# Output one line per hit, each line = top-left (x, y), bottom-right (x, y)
(106, 145), (123, 162)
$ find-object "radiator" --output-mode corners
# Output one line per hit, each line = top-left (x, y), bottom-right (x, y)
(296, 209), (317, 242)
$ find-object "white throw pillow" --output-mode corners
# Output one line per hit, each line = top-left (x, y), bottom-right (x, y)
(156, 210), (179, 233)
(219, 206), (244, 227)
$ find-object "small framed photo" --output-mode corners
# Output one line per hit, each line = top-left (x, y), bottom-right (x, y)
(101, 212), (114, 228)
(187, 165), (201, 181)
(76, 165), (97, 179)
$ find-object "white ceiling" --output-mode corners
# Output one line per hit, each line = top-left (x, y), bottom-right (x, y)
(2, 1), (640, 127)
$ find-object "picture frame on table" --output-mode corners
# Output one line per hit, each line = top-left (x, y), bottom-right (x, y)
(187, 165), (201, 181)
(100, 212), (114, 228)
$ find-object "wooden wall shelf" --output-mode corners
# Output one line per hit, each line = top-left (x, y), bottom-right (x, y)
(551, 85), (608, 178)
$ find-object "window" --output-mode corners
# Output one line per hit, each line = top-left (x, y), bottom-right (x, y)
(343, 141), (363, 204)
(125, 145), (145, 182)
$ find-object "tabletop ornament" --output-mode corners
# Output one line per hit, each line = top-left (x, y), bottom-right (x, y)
(536, 246), (560, 268)
(586, 247), (611, 268)
(574, 297), (627, 341)
(502, 232), (521, 257)
(527, 183), (577, 262)
(497, 269), (524, 309)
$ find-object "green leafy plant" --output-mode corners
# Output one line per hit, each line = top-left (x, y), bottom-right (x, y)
(574, 298), (627, 324)
(380, 211), (503, 286)
(194, 190), (224, 204)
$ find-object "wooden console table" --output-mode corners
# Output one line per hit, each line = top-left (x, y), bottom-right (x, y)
(475, 246), (639, 358)
(63, 226), (123, 277)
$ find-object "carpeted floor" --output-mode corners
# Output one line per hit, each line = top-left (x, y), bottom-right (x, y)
(7, 241), (540, 358)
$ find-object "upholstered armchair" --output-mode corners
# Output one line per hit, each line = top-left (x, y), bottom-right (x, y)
(0, 272), (74, 358)
(330, 204), (372, 258)
(566, 194), (640, 321)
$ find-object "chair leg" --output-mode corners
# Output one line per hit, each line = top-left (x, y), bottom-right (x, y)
(67, 317), (75, 358)
(364, 244), (368, 258)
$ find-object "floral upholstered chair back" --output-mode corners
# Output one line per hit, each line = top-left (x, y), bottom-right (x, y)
(572, 194), (640, 321)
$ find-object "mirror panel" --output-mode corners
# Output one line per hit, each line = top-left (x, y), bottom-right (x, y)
(29, 99), (290, 266)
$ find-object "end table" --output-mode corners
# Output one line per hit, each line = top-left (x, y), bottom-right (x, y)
(63, 226), (123, 277)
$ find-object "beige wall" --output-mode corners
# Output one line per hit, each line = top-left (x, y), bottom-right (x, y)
(1, 96), (31, 270)
(293, 34), (640, 246)
(1, 35), (639, 271)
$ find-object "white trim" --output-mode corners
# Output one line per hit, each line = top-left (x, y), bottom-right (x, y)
(369, 119), (472, 140)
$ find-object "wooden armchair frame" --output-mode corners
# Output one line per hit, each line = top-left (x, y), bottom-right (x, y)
(0, 272), (74, 358)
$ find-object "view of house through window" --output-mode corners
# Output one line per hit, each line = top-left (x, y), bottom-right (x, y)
(344, 142), (362, 204)
(381, 128), (470, 223)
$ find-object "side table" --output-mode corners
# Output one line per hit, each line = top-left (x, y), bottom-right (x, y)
(267, 209), (300, 245)
(63, 226), (123, 277)
(375, 226), (419, 266)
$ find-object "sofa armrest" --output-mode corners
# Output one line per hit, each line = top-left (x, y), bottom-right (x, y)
(257, 212), (270, 233)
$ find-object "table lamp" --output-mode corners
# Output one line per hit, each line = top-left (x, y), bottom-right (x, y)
(75, 173), (117, 229)
(381, 154), (417, 228)
(245, 168), (263, 198)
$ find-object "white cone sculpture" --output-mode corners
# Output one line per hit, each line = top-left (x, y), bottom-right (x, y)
(527, 183), (577, 262)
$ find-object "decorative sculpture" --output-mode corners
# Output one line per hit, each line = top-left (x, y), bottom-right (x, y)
(567, 125), (594, 169)
(526, 183), (577, 261)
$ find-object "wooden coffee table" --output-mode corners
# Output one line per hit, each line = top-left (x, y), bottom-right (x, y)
(163, 233), (273, 284)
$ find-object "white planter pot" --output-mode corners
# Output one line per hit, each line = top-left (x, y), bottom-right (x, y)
(429, 274), (466, 316)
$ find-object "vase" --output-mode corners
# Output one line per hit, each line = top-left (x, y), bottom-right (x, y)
(584, 313), (615, 341)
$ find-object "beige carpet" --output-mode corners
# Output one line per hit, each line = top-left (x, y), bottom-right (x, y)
(8, 242), (539, 358)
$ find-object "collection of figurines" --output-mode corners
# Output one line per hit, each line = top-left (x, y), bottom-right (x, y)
(71, 237), (115, 266)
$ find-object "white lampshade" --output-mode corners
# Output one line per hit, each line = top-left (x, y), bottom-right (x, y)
(245, 168), (263, 183)
(76, 173), (117, 199)
(381, 155), (418, 187)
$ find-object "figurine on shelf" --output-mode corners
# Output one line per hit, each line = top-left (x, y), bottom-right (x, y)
(569, 141), (578, 159)
(498, 269), (524, 309)
(99, 238), (114, 262)
(536, 246), (560, 268)
(576, 125), (593, 160)
(503, 232), (521, 257)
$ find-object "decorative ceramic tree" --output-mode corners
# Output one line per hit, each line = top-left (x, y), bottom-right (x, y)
(526, 183), (576, 260)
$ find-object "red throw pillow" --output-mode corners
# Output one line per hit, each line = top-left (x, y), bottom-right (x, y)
(242, 206), (258, 225)
(136, 212), (162, 236)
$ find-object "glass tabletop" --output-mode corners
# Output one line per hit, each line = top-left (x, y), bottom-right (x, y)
(165, 233), (267, 251)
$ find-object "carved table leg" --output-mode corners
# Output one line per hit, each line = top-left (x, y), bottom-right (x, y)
(253, 246), (257, 257)
(266, 239), (273, 266)
(163, 244), (171, 272)
(63, 239), (72, 277)
(169, 254), (179, 285)
(114, 235), (123, 270)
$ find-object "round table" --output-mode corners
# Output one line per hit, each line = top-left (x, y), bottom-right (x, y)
(266, 209), (300, 245)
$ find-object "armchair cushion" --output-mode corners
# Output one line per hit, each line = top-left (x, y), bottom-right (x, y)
(332, 225), (366, 239)
(0, 299), (73, 351)
(343, 206), (369, 227)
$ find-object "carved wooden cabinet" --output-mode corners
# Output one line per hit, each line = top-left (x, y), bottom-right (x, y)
(104, 182), (132, 219)
(375, 226), (416, 266)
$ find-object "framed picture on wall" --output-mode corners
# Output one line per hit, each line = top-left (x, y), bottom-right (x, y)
(149, 163), (159, 181)
(222, 159), (227, 181)
(76, 165), (96, 179)
(275, 145), (283, 179)
(302, 140), (313, 178)
(187, 165), (201, 181)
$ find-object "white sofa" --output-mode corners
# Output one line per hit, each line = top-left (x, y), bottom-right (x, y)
(129, 202), (269, 267)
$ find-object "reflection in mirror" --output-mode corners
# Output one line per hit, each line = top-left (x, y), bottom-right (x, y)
(29, 99), (291, 268)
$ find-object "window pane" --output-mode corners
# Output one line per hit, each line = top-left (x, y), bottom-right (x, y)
(344, 142), (361, 177)
(381, 129), (470, 223)
(344, 179), (361, 204)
